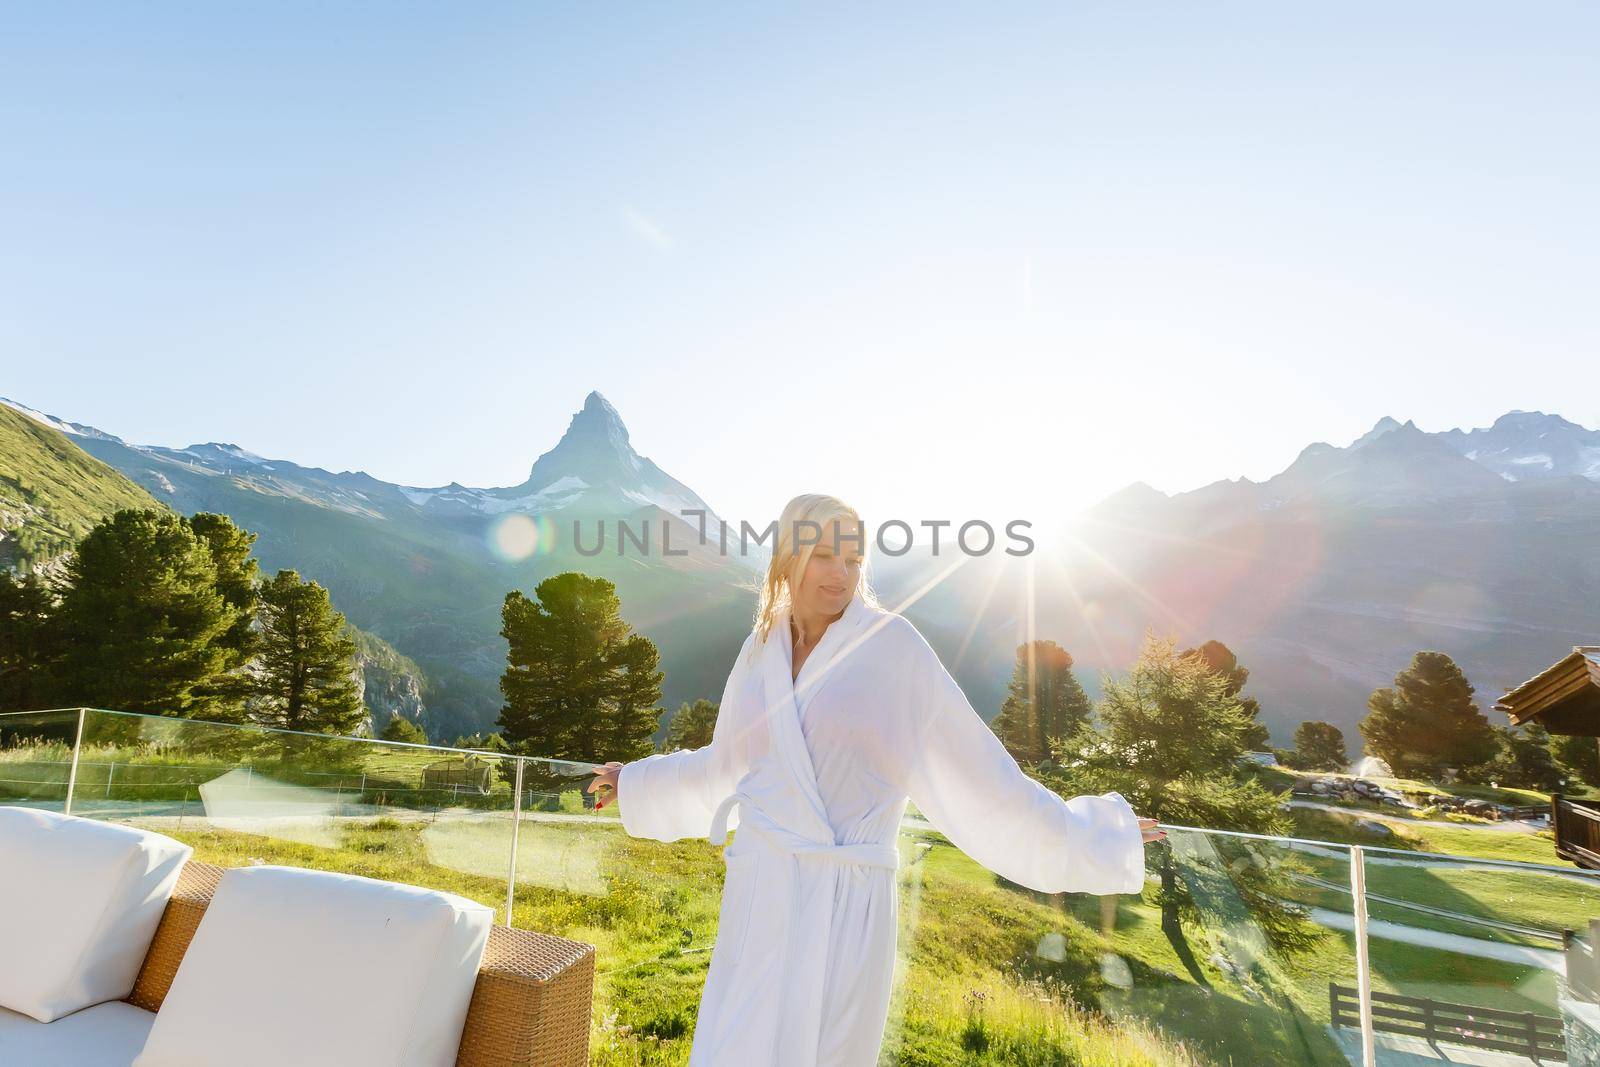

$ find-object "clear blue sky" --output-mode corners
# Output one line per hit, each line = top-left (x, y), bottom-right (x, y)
(4, 3), (1595, 526)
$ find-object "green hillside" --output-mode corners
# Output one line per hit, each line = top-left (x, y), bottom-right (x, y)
(0, 404), (162, 571)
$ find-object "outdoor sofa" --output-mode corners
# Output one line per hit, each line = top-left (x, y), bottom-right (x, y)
(0, 808), (595, 1066)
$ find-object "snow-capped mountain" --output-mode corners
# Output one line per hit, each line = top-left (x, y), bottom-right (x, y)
(1091, 410), (1600, 523)
(1438, 410), (1600, 483)
(398, 392), (716, 519)
(2, 390), (726, 528)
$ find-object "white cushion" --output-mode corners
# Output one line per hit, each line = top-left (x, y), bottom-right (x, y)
(0, 1001), (155, 1066)
(134, 865), (493, 1067)
(0, 808), (192, 1022)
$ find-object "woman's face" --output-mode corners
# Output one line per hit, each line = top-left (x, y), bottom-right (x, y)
(793, 522), (864, 619)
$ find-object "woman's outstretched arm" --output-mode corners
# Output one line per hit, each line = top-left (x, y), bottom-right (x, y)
(599, 636), (755, 842)
(902, 639), (1155, 896)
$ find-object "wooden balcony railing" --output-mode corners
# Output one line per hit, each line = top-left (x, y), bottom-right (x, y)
(1554, 794), (1600, 870)
(1330, 984), (1566, 1062)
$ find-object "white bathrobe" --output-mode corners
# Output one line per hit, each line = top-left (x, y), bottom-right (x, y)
(618, 592), (1146, 1067)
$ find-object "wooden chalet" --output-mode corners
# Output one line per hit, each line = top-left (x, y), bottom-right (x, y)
(1496, 646), (1600, 868)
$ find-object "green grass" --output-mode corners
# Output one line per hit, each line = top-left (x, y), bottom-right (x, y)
(1286, 806), (1596, 950)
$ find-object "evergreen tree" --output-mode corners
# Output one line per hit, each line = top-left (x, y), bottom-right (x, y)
(1055, 636), (1283, 827)
(252, 569), (364, 735)
(664, 698), (720, 752)
(1476, 724), (1561, 791)
(55, 509), (240, 718)
(1288, 721), (1348, 771)
(497, 572), (664, 765)
(600, 633), (665, 762)
(1045, 635), (1312, 954)
(1554, 733), (1600, 790)
(186, 512), (260, 719)
(1182, 640), (1272, 751)
(0, 571), (62, 710)
(991, 640), (1092, 764)
(380, 714), (429, 745)
(452, 732), (509, 753)
(1360, 652), (1496, 778)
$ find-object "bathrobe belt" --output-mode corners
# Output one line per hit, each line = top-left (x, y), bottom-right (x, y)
(709, 793), (900, 870)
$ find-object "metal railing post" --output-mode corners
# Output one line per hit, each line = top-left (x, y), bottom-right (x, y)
(63, 708), (86, 815)
(504, 758), (525, 927)
(1350, 845), (1376, 1067)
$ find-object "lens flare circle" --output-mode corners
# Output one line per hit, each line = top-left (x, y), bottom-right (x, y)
(489, 513), (556, 561)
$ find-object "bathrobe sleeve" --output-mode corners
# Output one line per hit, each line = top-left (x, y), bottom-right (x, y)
(903, 636), (1147, 896)
(617, 638), (753, 843)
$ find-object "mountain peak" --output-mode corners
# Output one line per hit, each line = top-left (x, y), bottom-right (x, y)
(564, 391), (630, 448)
(582, 389), (621, 418)
(1491, 409), (1577, 432)
(540, 390), (632, 469)
(1088, 481), (1172, 518)
(1352, 416), (1404, 449)
(505, 392), (707, 516)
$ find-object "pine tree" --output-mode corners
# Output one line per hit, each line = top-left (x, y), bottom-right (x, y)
(186, 512), (260, 720)
(1360, 652), (1496, 778)
(252, 569), (364, 735)
(664, 698), (720, 752)
(497, 572), (664, 765)
(1056, 636), (1280, 824)
(1182, 640), (1272, 751)
(1045, 635), (1311, 954)
(1554, 733), (1600, 789)
(1477, 724), (1561, 791)
(452, 732), (509, 753)
(380, 714), (429, 745)
(55, 509), (240, 718)
(991, 640), (1092, 764)
(1289, 721), (1348, 771)
(0, 571), (62, 710)
(604, 634), (666, 762)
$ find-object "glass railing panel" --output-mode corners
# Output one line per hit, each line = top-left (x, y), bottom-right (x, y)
(69, 709), (520, 921)
(0, 708), (83, 809)
(882, 824), (1359, 1066)
(502, 756), (733, 1058)
(1358, 844), (1600, 1065)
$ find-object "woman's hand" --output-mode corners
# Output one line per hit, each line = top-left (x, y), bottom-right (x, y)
(1139, 816), (1166, 844)
(587, 761), (624, 811)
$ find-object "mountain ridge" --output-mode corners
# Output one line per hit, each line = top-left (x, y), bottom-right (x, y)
(1095, 410), (1600, 518)
(2, 391), (724, 528)
(7, 394), (1597, 745)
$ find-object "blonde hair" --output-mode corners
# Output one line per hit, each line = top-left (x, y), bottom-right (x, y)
(752, 493), (879, 648)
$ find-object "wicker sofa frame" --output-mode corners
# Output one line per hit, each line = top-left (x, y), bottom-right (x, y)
(122, 860), (595, 1066)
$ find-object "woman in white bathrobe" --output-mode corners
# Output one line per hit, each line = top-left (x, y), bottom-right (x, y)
(587, 493), (1162, 1067)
